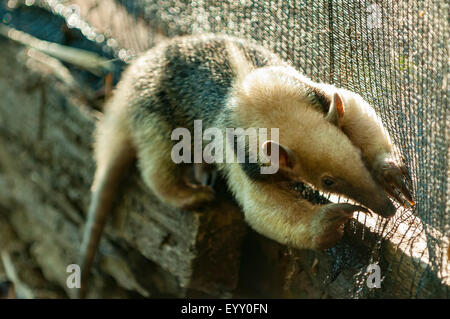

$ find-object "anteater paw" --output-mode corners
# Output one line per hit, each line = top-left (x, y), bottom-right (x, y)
(314, 203), (368, 250)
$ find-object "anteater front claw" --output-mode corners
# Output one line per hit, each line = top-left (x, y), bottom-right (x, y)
(329, 203), (369, 215)
(322, 203), (369, 224)
(375, 159), (414, 207)
(315, 203), (367, 249)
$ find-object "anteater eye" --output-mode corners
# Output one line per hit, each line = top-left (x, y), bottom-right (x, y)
(322, 177), (334, 187)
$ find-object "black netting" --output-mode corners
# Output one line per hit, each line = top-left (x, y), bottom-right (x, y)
(1, 0), (448, 298)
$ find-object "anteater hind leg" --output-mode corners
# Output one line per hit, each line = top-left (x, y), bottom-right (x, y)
(134, 120), (215, 210)
(78, 108), (135, 299)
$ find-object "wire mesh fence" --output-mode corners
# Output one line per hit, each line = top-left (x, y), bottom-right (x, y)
(1, 0), (448, 298)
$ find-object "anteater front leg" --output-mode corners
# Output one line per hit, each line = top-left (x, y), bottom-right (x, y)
(133, 119), (215, 210)
(241, 191), (366, 250)
(227, 165), (367, 250)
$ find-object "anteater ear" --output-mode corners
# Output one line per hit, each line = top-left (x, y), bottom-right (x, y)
(262, 140), (294, 170)
(325, 92), (344, 127)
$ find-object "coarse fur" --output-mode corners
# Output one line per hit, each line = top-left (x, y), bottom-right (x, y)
(78, 34), (413, 298)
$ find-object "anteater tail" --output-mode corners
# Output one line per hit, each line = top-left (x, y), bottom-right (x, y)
(78, 104), (135, 299)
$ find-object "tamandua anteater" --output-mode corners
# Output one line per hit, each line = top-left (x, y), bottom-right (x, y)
(78, 34), (413, 298)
